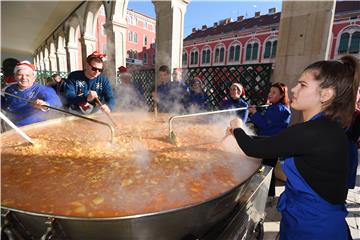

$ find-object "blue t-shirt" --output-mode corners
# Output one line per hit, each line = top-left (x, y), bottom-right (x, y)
(64, 71), (115, 114)
(1, 83), (62, 126)
(183, 90), (208, 111)
(156, 81), (188, 112)
(222, 97), (249, 122)
(250, 102), (291, 136)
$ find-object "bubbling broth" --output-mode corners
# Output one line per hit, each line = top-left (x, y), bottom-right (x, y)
(1, 112), (259, 217)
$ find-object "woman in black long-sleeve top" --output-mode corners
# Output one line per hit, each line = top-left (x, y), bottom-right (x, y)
(227, 55), (359, 240)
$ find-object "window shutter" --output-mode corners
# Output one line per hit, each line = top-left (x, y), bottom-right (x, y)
(235, 45), (240, 61)
(252, 43), (258, 60)
(246, 44), (252, 61)
(349, 32), (360, 53)
(264, 41), (271, 59)
(338, 33), (350, 54)
(271, 41), (277, 58)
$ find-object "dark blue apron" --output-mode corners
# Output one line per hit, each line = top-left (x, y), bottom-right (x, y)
(277, 112), (348, 240)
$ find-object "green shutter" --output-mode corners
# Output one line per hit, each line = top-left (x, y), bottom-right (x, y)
(229, 46), (235, 62)
(235, 45), (240, 61)
(349, 32), (360, 54)
(202, 50), (206, 64)
(220, 48), (225, 62)
(252, 43), (258, 60)
(246, 44), (252, 61)
(264, 41), (271, 59)
(206, 50), (211, 64)
(338, 33), (350, 54)
(271, 41), (277, 58)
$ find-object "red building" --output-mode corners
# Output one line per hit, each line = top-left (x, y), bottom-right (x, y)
(182, 1), (360, 68)
(97, 7), (156, 69)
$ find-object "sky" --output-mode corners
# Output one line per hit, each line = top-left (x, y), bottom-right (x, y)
(128, 0), (283, 37)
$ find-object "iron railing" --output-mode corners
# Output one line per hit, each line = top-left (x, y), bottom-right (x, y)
(129, 64), (272, 109)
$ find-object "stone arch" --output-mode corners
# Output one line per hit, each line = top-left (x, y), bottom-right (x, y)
(43, 47), (50, 71)
(56, 33), (68, 72)
(66, 14), (83, 71)
(49, 40), (58, 72)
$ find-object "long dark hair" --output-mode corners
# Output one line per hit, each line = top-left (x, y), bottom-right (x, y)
(271, 82), (289, 107)
(304, 55), (360, 127)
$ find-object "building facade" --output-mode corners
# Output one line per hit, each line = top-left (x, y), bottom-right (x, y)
(182, 1), (360, 68)
(97, 7), (156, 69)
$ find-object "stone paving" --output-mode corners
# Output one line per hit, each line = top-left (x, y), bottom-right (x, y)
(263, 151), (360, 240)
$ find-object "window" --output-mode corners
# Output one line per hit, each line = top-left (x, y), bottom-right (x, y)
(128, 31), (134, 42)
(245, 41), (259, 61)
(214, 44), (225, 64)
(101, 25), (106, 35)
(152, 54), (156, 64)
(201, 47), (211, 65)
(252, 43), (258, 60)
(338, 33), (350, 54)
(144, 21), (148, 29)
(228, 43), (241, 63)
(143, 53), (147, 64)
(190, 49), (199, 65)
(271, 41), (277, 58)
(264, 40), (277, 59)
(338, 28), (360, 55)
(144, 35), (148, 46)
(134, 32), (138, 43)
(263, 41), (271, 59)
(349, 32), (360, 53)
(246, 44), (252, 61)
(182, 51), (188, 66)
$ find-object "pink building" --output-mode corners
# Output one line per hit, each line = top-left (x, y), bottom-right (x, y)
(97, 7), (156, 69)
(182, 1), (360, 68)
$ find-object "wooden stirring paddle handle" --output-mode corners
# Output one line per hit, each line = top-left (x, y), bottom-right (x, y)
(95, 97), (118, 128)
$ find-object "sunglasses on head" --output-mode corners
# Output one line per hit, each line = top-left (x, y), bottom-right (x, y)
(90, 65), (103, 73)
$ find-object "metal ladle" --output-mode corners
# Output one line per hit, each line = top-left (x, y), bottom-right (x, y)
(0, 111), (34, 144)
(168, 105), (268, 146)
(1, 92), (115, 143)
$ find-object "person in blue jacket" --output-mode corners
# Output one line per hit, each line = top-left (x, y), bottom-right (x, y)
(222, 82), (248, 122)
(249, 82), (291, 198)
(152, 65), (188, 113)
(249, 82), (291, 136)
(227, 55), (359, 240)
(64, 51), (115, 114)
(182, 76), (208, 112)
(1, 61), (62, 127)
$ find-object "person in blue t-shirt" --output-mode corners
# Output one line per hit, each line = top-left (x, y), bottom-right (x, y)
(115, 66), (148, 111)
(1, 61), (62, 127)
(182, 76), (208, 112)
(221, 83), (248, 122)
(64, 51), (115, 115)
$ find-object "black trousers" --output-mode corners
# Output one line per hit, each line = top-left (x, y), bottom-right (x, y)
(262, 158), (278, 197)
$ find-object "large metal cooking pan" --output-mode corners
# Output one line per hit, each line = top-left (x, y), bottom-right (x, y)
(1, 114), (263, 240)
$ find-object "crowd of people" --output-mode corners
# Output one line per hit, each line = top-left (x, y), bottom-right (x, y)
(1, 52), (359, 239)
